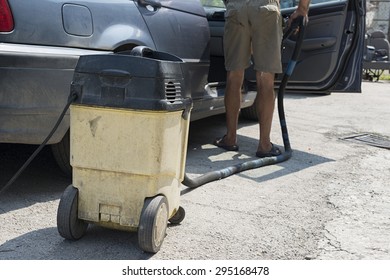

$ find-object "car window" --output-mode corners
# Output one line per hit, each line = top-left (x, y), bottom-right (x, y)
(200, 0), (344, 9)
(281, 0), (343, 8)
(200, 0), (225, 8)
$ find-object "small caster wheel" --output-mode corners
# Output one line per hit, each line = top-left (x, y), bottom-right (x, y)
(169, 206), (185, 224)
(138, 195), (168, 253)
(57, 185), (88, 240)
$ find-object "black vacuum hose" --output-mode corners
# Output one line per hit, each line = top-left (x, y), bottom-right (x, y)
(183, 16), (307, 189)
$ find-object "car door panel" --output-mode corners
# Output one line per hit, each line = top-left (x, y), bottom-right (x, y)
(280, 0), (365, 93)
(282, 9), (348, 83)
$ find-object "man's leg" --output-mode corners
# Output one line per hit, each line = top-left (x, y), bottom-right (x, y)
(256, 71), (276, 153)
(223, 69), (245, 146)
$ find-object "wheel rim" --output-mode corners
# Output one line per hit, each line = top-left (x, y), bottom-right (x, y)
(153, 202), (168, 248)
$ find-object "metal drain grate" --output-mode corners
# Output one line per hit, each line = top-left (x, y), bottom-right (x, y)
(342, 133), (390, 149)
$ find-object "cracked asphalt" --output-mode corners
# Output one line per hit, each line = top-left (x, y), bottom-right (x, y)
(0, 80), (389, 260)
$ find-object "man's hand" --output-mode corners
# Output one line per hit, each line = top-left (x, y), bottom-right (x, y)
(288, 0), (310, 27)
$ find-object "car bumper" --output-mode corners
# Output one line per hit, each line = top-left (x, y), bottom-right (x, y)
(0, 43), (110, 144)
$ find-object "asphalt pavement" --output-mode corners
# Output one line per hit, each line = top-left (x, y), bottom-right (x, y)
(0, 80), (389, 260)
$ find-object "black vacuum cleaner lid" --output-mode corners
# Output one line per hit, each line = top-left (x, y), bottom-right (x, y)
(71, 52), (191, 112)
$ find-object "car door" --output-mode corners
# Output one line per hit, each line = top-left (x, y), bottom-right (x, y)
(278, 0), (365, 94)
(204, 0), (366, 94)
(134, 0), (211, 99)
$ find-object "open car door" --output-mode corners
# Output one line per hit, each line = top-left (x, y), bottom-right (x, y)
(278, 0), (365, 94)
(204, 0), (366, 95)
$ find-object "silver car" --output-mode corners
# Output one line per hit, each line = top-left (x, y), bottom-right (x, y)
(0, 0), (365, 174)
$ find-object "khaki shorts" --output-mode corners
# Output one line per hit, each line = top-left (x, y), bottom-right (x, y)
(223, 0), (283, 73)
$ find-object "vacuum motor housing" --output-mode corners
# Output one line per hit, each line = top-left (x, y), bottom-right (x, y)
(71, 47), (192, 114)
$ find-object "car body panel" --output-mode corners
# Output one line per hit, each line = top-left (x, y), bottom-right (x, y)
(0, 43), (109, 143)
(136, 0), (211, 101)
(2, 0), (154, 49)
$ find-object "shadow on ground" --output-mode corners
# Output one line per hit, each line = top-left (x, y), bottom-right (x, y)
(0, 225), (155, 260)
(184, 113), (334, 186)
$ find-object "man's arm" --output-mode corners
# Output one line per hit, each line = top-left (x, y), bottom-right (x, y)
(288, 0), (311, 25)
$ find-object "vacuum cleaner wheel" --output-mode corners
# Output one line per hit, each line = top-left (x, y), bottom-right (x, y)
(168, 206), (185, 225)
(57, 184), (88, 240)
(138, 195), (169, 253)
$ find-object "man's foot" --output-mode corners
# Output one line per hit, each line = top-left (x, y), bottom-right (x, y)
(256, 143), (281, 158)
(213, 135), (239, 151)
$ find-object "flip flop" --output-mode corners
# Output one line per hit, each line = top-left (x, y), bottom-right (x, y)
(213, 135), (239, 151)
(256, 143), (281, 158)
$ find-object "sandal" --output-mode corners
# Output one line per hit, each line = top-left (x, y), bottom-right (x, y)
(213, 135), (239, 151)
(256, 143), (281, 158)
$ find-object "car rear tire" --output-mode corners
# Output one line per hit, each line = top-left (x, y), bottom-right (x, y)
(240, 104), (258, 121)
(51, 130), (72, 177)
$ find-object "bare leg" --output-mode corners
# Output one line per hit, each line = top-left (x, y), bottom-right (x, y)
(255, 71), (276, 153)
(223, 70), (245, 146)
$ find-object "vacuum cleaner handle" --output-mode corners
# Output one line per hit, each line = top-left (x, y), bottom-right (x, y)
(282, 16), (308, 76)
(283, 15), (307, 42)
